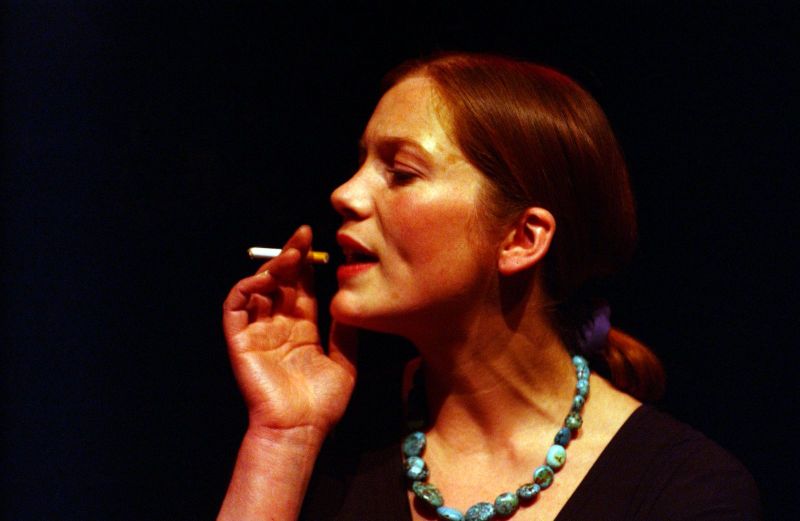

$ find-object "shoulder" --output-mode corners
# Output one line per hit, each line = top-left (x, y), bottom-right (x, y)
(634, 406), (762, 518)
(564, 405), (762, 520)
(620, 406), (754, 477)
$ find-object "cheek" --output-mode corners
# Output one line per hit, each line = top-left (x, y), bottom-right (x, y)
(386, 192), (484, 268)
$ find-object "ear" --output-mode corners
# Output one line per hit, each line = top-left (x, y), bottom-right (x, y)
(497, 207), (556, 276)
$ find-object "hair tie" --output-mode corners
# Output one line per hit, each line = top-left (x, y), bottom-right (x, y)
(577, 302), (611, 356)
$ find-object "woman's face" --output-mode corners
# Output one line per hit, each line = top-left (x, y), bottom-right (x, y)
(330, 76), (500, 337)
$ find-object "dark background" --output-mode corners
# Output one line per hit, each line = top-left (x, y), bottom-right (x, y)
(3, 2), (797, 519)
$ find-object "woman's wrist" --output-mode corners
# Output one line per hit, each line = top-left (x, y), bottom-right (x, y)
(243, 422), (328, 452)
(218, 426), (327, 521)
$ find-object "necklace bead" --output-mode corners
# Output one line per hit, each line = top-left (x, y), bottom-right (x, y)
(464, 502), (495, 521)
(576, 378), (590, 397)
(554, 426), (572, 446)
(403, 356), (590, 520)
(403, 431), (426, 457)
(516, 482), (541, 501)
(565, 411), (583, 430)
(404, 455), (429, 481)
(436, 506), (465, 521)
(545, 444), (567, 469)
(494, 492), (519, 515)
(532, 465), (555, 489)
(413, 481), (444, 508)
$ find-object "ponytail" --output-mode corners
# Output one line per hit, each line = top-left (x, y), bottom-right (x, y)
(603, 327), (665, 402)
(566, 301), (665, 403)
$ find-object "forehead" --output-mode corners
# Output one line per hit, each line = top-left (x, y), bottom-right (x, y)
(362, 76), (460, 159)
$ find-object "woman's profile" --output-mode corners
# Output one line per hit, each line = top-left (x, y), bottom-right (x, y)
(218, 53), (760, 520)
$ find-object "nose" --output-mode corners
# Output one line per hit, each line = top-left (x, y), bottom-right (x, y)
(331, 167), (371, 221)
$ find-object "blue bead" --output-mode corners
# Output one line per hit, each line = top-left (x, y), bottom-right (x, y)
(516, 482), (541, 501)
(554, 426), (572, 446)
(572, 355), (588, 368)
(465, 501), (496, 521)
(403, 431), (426, 457)
(572, 394), (586, 411)
(533, 465), (554, 489)
(413, 481), (444, 508)
(576, 378), (590, 397)
(405, 456), (429, 480)
(494, 492), (519, 515)
(576, 364), (590, 380)
(565, 411), (583, 430)
(546, 444), (567, 469)
(437, 506), (465, 521)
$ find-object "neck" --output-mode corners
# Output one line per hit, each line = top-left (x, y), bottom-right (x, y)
(409, 309), (576, 446)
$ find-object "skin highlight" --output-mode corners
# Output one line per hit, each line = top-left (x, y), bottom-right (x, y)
(330, 76), (499, 344)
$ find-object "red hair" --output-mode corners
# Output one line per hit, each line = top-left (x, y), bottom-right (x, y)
(385, 53), (664, 402)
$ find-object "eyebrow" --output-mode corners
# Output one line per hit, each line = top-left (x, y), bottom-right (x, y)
(358, 135), (434, 166)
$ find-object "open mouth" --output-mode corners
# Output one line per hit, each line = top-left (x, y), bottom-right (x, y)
(337, 233), (378, 267)
(344, 250), (378, 264)
(337, 245), (378, 280)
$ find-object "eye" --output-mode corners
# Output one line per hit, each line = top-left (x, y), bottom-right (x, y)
(387, 169), (417, 186)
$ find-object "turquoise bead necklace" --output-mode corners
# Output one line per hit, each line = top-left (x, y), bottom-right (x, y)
(402, 355), (590, 521)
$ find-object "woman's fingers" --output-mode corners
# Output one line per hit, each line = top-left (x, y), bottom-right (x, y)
(246, 293), (273, 322)
(224, 271), (276, 339)
(222, 251), (298, 337)
(282, 224), (312, 256)
(265, 226), (317, 312)
(273, 226), (315, 295)
(224, 253), (294, 312)
(253, 225), (314, 284)
(223, 226), (318, 340)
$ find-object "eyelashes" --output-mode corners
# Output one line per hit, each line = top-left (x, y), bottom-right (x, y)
(387, 169), (418, 186)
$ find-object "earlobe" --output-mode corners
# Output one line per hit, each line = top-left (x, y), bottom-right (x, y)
(497, 208), (556, 276)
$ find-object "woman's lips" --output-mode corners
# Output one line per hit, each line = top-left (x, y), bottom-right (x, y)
(337, 251), (378, 280)
(336, 233), (378, 281)
(336, 260), (376, 280)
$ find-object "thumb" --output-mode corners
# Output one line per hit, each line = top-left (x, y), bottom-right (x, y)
(328, 321), (358, 380)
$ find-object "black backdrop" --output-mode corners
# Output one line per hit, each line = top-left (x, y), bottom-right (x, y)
(3, 2), (797, 519)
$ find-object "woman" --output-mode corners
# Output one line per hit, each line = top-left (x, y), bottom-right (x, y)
(218, 53), (759, 520)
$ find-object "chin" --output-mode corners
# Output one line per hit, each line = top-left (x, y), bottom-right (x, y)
(329, 294), (367, 326)
(329, 294), (407, 335)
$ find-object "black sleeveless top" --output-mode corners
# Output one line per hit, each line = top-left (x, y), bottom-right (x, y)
(301, 360), (760, 520)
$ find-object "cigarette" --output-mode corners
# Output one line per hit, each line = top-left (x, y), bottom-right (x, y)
(248, 247), (330, 264)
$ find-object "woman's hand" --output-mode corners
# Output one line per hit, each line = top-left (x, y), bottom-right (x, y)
(219, 226), (356, 520)
(222, 225), (357, 438)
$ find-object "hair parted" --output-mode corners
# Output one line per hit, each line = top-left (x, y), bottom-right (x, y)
(383, 52), (664, 402)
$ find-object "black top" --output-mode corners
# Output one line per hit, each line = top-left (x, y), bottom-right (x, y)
(301, 405), (761, 520)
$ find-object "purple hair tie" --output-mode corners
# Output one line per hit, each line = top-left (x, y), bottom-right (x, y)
(578, 302), (611, 356)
